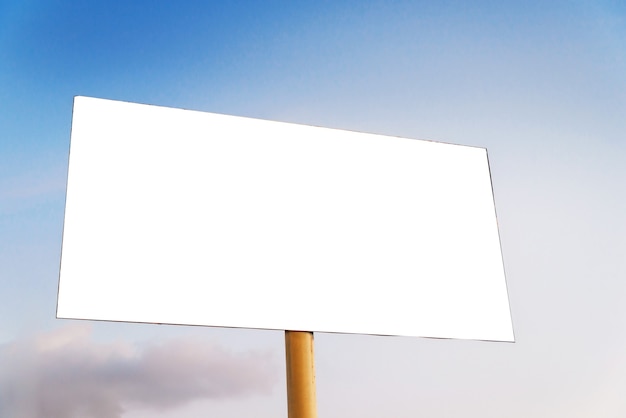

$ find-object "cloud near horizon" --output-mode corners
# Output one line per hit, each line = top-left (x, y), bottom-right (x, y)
(0, 324), (278, 418)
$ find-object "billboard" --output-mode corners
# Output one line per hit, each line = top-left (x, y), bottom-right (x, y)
(57, 96), (513, 341)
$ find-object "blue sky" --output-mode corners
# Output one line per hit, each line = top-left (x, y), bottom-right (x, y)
(1, 1), (625, 417)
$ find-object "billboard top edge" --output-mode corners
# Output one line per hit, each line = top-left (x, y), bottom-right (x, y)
(72, 95), (488, 152)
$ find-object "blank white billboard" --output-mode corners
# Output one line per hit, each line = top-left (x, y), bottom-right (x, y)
(57, 96), (514, 341)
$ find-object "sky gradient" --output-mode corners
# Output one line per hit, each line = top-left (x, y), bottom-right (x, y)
(1, 1), (625, 417)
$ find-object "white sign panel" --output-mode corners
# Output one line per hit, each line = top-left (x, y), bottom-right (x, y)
(57, 96), (514, 341)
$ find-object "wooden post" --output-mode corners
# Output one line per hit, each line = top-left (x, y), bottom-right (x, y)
(285, 330), (317, 418)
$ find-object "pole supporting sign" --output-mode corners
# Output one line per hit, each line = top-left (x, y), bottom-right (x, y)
(58, 96), (514, 418)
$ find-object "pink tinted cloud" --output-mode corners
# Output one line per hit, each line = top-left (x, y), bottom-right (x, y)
(0, 324), (278, 418)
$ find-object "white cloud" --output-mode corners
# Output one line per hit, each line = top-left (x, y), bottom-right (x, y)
(0, 324), (278, 418)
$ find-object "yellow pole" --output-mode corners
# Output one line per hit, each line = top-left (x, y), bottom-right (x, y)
(285, 330), (317, 418)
